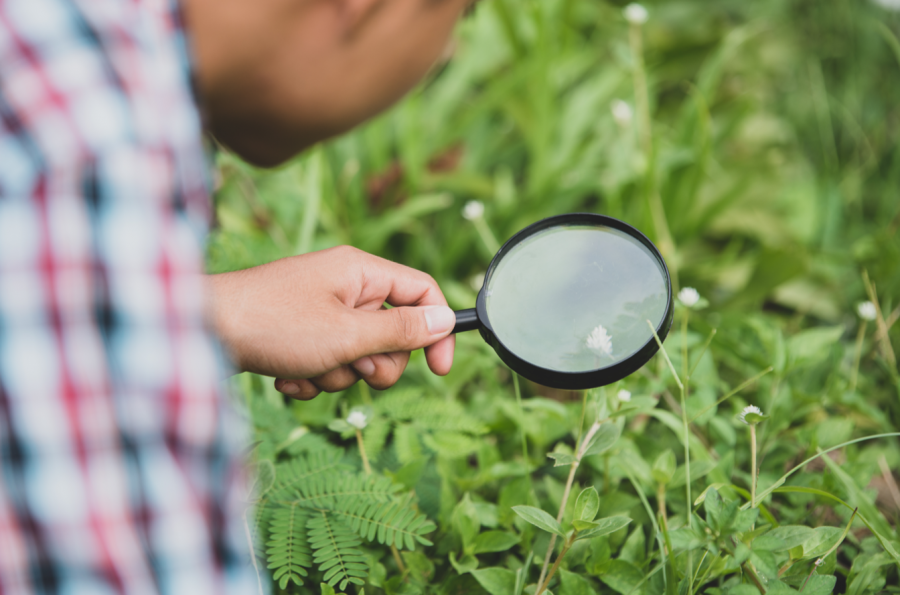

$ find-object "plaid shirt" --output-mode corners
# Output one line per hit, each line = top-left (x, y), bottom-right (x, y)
(0, 0), (255, 593)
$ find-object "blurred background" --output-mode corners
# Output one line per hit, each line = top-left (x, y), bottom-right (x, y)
(222, 2), (900, 590)
(208, 0), (899, 320)
(209, 0), (900, 404)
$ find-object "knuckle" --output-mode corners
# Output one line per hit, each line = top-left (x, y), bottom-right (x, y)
(393, 308), (419, 345)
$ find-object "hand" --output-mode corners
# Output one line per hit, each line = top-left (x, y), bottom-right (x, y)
(206, 246), (456, 399)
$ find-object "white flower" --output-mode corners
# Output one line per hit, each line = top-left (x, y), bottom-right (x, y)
(857, 301), (877, 321)
(624, 3), (649, 25)
(611, 100), (633, 126)
(678, 287), (700, 308)
(463, 200), (485, 221)
(347, 410), (368, 430)
(617, 389), (632, 402)
(738, 405), (763, 426)
(586, 324), (613, 357)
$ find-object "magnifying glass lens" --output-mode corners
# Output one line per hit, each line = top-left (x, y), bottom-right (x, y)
(484, 225), (669, 373)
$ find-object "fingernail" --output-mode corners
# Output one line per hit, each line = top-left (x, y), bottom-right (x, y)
(280, 382), (300, 395)
(424, 305), (455, 334)
(353, 356), (376, 376)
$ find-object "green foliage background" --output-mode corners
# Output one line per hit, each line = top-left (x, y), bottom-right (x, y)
(209, 0), (900, 593)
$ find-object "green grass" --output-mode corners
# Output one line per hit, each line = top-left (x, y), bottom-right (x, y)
(210, 0), (900, 593)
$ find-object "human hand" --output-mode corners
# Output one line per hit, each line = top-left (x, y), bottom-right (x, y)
(206, 246), (455, 399)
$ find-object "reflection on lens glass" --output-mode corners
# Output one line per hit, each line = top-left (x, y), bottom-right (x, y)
(485, 225), (668, 373)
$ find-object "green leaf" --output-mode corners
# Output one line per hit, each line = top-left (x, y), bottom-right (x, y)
(572, 520), (597, 532)
(574, 487), (599, 522)
(651, 450), (677, 485)
(547, 452), (577, 467)
(511, 505), (564, 537)
(265, 504), (311, 589)
(559, 568), (594, 595)
(448, 552), (478, 575)
(596, 559), (644, 594)
(472, 531), (520, 554)
(583, 423), (621, 457)
(471, 567), (516, 595)
(803, 574), (837, 595)
(753, 526), (814, 552)
(306, 513), (367, 591)
(575, 515), (632, 541)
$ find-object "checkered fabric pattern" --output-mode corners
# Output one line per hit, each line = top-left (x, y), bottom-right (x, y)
(0, 0), (256, 593)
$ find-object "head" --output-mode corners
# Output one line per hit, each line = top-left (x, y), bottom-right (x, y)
(184, 0), (471, 167)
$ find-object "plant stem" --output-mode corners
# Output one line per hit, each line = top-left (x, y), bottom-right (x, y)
(850, 320), (867, 393)
(536, 536), (572, 595)
(657, 483), (669, 533)
(750, 425), (758, 511)
(536, 421), (602, 591)
(243, 511), (266, 595)
(513, 373), (528, 462)
(742, 561), (767, 594)
(356, 429), (372, 475)
(647, 319), (692, 592)
(629, 19), (676, 280)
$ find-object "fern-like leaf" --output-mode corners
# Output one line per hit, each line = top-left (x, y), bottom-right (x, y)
(375, 392), (487, 434)
(333, 497), (437, 550)
(265, 504), (312, 589)
(270, 448), (350, 501)
(307, 512), (368, 591)
(285, 473), (399, 509)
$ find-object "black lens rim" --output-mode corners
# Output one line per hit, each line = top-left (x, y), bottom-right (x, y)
(475, 213), (674, 390)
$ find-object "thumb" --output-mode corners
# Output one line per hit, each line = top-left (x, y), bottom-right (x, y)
(348, 305), (456, 358)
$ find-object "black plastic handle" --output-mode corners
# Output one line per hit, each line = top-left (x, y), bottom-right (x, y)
(452, 308), (480, 334)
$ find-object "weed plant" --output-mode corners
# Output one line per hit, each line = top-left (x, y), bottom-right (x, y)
(209, 0), (900, 593)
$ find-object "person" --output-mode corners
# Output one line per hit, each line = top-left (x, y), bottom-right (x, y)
(0, 0), (472, 591)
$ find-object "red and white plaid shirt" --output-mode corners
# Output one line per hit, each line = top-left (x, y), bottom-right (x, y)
(0, 0), (254, 593)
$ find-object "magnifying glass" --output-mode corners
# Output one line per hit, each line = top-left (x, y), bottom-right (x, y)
(453, 213), (673, 390)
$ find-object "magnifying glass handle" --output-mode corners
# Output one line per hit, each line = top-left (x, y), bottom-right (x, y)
(452, 308), (479, 334)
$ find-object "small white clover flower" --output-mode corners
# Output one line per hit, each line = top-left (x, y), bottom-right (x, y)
(624, 3), (649, 25)
(678, 287), (700, 308)
(462, 200), (485, 221)
(346, 410), (368, 430)
(617, 389), (632, 402)
(611, 100), (633, 126)
(857, 301), (877, 321)
(738, 405), (764, 426)
(587, 324), (614, 357)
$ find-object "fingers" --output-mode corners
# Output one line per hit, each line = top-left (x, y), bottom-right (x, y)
(425, 334), (455, 376)
(344, 304), (456, 363)
(352, 352), (411, 390)
(274, 378), (321, 400)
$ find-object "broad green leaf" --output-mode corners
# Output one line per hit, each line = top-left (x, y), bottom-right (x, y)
(448, 552), (478, 575)
(574, 487), (599, 522)
(559, 568), (594, 595)
(452, 494), (480, 549)
(472, 531), (520, 554)
(596, 559), (644, 594)
(471, 567), (516, 595)
(572, 520), (597, 531)
(803, 574), (837, 595)
(820, 453), (895, 539)
(651, 450), (676, 485)
(547, 452), (577, 467)
(576, 515), (631, 541)
(753, 526), (814, 552)
(803, 526), (843, 559)
(583, 423), (621, 457)
(511, 506), (564, 537)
